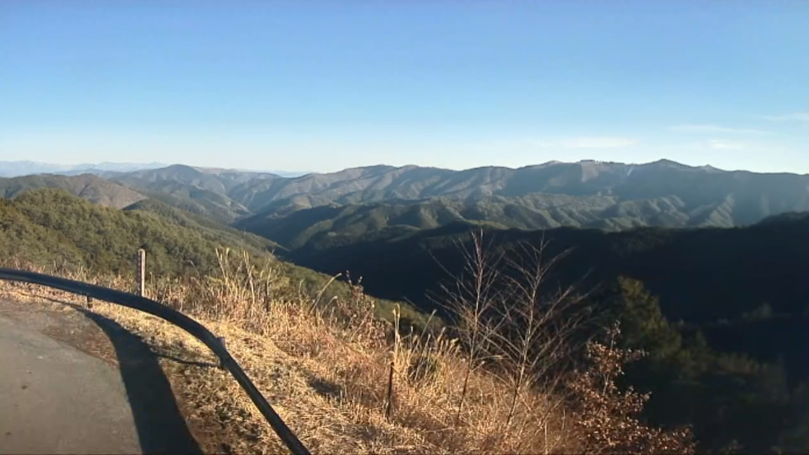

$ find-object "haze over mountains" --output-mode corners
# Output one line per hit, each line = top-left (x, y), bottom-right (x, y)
(0, 160), (307, 179)
(0, 160), (168, 177)
(4, 158), (807, 234)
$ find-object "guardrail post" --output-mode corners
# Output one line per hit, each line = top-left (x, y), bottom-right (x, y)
(137, 249), (146, 297)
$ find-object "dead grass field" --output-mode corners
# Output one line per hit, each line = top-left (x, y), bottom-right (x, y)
(0, 248), (694, 454)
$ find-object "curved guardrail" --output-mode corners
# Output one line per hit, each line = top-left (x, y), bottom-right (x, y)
(0, 268), (311, 455)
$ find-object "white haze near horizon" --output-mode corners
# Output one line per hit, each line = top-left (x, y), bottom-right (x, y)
(2, 157), (808, 178)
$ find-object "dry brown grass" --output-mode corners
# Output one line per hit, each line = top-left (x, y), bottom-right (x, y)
(0, 246), (694, 454)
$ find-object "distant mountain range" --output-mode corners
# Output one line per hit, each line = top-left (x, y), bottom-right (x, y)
(0, 160), (307, 179)
(3, 159), (809, 231)
(0, 161), (169, 177)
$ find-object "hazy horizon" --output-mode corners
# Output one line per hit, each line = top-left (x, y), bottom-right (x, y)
(4, 157), (809, 177)
(2, 1), (807, 173)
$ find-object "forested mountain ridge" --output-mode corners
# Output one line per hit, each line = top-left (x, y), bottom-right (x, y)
(5, 160), (809, 229)
(111, 160), (809, 228)
(234, 192), (738, 250)
(0, 173), (147, 209)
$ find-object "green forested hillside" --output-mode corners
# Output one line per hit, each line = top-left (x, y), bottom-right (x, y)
(122, 198), (284, 253)
(285, 215), (809, 326)
(235, 199), (510, 250)
(0, 189), (426, 325)
(135, 186), (251, 223)
(235, 193), (719, 250)
(0, 174), (146, 208)
(109, 164), (276, 220)
(0, 189), (266, 276)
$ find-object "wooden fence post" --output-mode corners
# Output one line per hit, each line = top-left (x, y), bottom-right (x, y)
(386, 358), (395, 420)
(137, 248), (146, 297)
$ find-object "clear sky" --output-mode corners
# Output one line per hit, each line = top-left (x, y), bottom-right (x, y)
(1, 1), (807, 173)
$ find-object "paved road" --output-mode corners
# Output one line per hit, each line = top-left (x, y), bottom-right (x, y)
(0, 313), (143, 454)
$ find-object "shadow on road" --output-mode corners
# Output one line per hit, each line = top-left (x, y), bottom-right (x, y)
(67, 304), (204, 455)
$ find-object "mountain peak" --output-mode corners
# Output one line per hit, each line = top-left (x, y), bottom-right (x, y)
(646, 159), (691, 168)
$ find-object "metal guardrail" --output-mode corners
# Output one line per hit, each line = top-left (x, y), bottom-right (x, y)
(0, 268), (311, 455)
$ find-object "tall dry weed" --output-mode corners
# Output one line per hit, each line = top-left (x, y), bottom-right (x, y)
(0, 242), (695, 454)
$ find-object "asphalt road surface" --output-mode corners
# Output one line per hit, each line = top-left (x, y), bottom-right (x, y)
(0, 297), (203, 455)
(0, 312), (144, 454)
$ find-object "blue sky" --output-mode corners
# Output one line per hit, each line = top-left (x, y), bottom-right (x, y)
(1, 1), (807, 173)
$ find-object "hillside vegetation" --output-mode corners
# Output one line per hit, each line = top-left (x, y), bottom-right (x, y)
(279, 218), (809, 452)
(0, 189), (265, 276)
(0, 173), (146, 209)
(235, 193), (723, 251)
(0, 189), (428, 325)
(109, 165), (271, 222)
(284, 215), (809, 323)
(1, 245), (695, 454)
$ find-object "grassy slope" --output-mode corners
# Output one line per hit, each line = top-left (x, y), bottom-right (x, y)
(0, 253), (691, 455)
